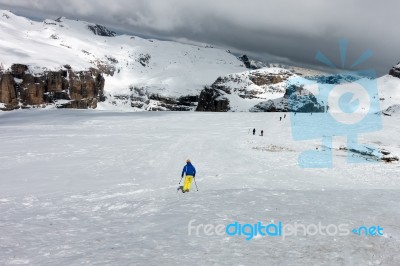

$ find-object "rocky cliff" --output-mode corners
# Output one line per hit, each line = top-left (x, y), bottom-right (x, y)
(196, 86), (230, 112)
(0, 64), (105, 110)
(250, 83), (324, 112)
(196, 68), (292, 112)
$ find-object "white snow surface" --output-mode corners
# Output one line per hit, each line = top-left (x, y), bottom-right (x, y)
(0, 110), (400, 265)
(376, 75), (400, 110)
(0, 10), (245, 102)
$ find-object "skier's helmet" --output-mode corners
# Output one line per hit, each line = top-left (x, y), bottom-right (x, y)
(186, 159), (191, 163)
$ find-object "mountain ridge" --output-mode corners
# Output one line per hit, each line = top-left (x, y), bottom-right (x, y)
(1, 10), (400, 113)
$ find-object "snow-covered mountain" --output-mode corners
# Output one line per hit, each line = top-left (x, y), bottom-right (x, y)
(0, 10), (246, 110)
(1, 10), (400, 113)
(196, 67), (400, 113)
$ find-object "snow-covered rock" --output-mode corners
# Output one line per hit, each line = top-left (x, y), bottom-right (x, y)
(250, 83), (324, 112)
(389, 62), (400, 79)
(197, 68), (333, 112)
(87, 24), (116, 37)
(382, 104), (400, 116)
(196, 67), (293, 112)
(238, 54), (267, 69)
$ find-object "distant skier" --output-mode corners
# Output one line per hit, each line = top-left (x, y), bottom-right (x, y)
(260, 130), (264, 136)
(284, 114), (286, 119)
(253, 128), (256, 135)
(280, 117), (282, 121)
(178, 159), (196, 193)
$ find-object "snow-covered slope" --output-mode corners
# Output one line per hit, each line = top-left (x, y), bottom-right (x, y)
(0, 10), (246, 110)
(0, 110), (399, 265)
(377, 75), (400, 111)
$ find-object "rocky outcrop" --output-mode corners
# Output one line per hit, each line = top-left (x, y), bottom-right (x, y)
(382, 104), (400, 116)
(250, 84), (324, 112)
(249, 72), (289, 86)
(250, 100), (277, 112)
(389, 63), (400, 78)
(87, 24), (116, 37)
(196, 86), (230, 112)
(0, 74), (18, 110)
(109, 86), (198, 111)
(196, 68), (292, 112)
(11, 64), (28, 78)
(148, 94), (197, 111)
(0, 64), (105, 111)
(21, 74), (47, 106)
(238, 55), (266, 70)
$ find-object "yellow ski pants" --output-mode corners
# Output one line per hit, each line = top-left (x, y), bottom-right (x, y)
(183, 175), (193, 192)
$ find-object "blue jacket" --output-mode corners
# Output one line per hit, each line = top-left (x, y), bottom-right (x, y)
(182, 163), (196, 177)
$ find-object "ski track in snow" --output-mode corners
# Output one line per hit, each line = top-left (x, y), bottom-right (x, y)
(0, 110), (400, 265)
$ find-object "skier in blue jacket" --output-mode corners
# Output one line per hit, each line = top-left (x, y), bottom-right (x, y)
(179, 159), (196, 193)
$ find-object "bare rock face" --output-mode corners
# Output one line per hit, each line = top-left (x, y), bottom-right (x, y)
(68, 70), (104, 108)
(46, 71), (68, 92)
(87, 24), (116, 37)
(0, 73), (18, 110)
(250, 100), (276, 112)
(0, 64), (105, 110)
(58, 99), (98, 109)
(11, 64), (28, 78)
(21, 74), (46, 106)
(249, 72), (289, 86)
(196, 86), (230, 112)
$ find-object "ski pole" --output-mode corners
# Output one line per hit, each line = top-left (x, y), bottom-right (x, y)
(177, 176), (183, 194)
(193, 177), (199, 191)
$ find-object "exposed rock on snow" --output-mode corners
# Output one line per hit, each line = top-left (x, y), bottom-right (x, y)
(197, 68), (292, 112)
(381, 154), (399, 162)
(250, 100), (277, 112)
(382, 104), (400, 116)
(0, 64), (105, 110)
(339, 145), (399, 163)
(389, 63), (400, 79)
(196, 86), (230, 112)
(0, 73), (18, 110)
(238, 54), (267, 70)
(379, 149), (399, 162)
(87, 24), (116, 37)
(250, 83), (324, 112)
(107, 87), (198, 111)
(252, 145), (294, 152)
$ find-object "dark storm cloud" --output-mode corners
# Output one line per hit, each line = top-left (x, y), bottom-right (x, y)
(1, 0), (399, 75)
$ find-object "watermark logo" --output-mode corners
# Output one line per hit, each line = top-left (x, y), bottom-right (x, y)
(287, 39), (382, 168)
(188, 219), (384, 240)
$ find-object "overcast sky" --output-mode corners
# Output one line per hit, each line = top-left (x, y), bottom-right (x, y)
(1, 0), (399, 75)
